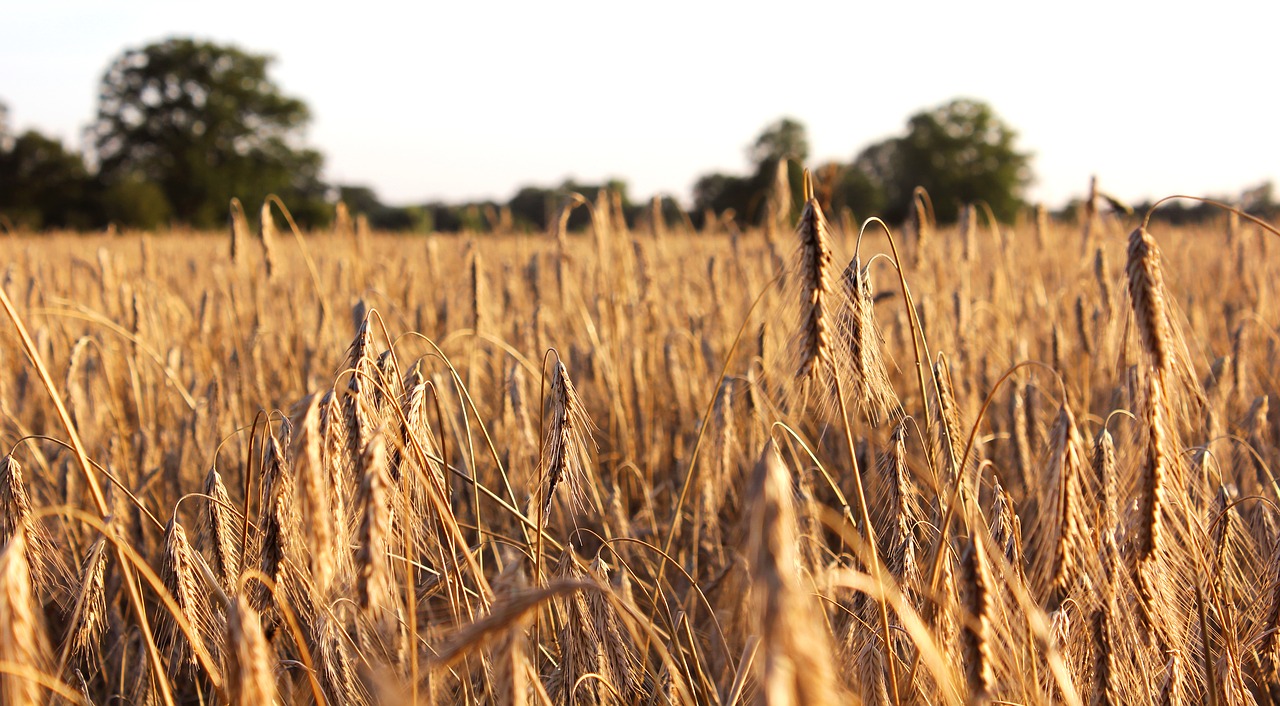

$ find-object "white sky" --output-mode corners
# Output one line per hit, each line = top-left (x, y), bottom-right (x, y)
(2, 1), (1276, 209)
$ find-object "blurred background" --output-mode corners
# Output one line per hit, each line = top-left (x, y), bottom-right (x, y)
(2, 0), (1277, 231)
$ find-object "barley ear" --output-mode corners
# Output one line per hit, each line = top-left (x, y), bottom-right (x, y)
(293, 394), (336, 597)
(355, 431), (392, 618)
(226, 596), (276, 704)
(1126, 227), (1172, 375)
(539, 361), (596, 521)
(794, 197), (835, 385)
(747, 441), (840, 706)
(201, 467), (239, 595)
(61, 536), (109, 666)
(961, 534), (995, 704)
(0, 454), (66, 601)
(0, 528), (53, 706)
(159, 517), (213, 677)
(258, 200), (277, 279)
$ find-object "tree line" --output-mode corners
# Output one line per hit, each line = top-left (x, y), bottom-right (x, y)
(2, 37), (1270, 234)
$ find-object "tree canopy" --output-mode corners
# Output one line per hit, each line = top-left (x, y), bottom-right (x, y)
(17, 55), (1232, 235)
(750, 117), (809, 167)
(692, 117), (810, 225)
(0, 129), (96, 229)
(843, 98), (1033, 222)
(694, 101), (1033, 227)
(90, 38), (328, 228)
(0, 101), (11, 152)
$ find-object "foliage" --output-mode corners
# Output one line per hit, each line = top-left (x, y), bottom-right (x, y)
(506, 185), (558, 230)
(694, 102), (1032, 227)
(851, 98), (1033, 222)
(693, 118), (811, 226)
(90, 38), (328, 228)
(506, 179), (632, 231)
(0, 130), (97, 229)
(0, 101), (11, 152)
(691, 172), (754, 221)
(1127, 182), (1278, 225)
(101, 176), (172, 230)
(337, 185), (425, 232)
(828, 161), (887, 220)
(750, 116), (809, 167)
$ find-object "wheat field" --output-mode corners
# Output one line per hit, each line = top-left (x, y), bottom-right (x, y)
(0, 191), (1277, 705)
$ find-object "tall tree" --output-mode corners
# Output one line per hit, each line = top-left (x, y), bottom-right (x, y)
(90, 38), (328, 228)
(852, 98), (1032, 223)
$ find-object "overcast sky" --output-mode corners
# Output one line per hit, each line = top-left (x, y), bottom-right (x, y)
(2, 1), (1275, 208)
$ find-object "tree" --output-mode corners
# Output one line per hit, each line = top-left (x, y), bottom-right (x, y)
(693, 117), (811, 226)
(507, 185), (557, 230)
(0, 129), (97, 229)
(692, 172), (756, 223)
(750, 117), (809, 168)
(1241, 180), (1275, 216)
(101, 176), (171, 229)
(749, 117), (808, 223)
(853, 99), (1032, 223)
(90, 38), (327, 228)
(0, 101), (12, 152)
(505, 179), (631, 232)
(844, 139), (901, 219)
(830, 162), (887, 220)
(336, 185), (384, 219)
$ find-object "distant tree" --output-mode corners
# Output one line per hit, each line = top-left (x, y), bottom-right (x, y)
(505, 179), (630, 232)
(751, 118), (809, 221)
(403, 205), (434, 233)
(101, 176), (171, 230)
(693, 172), (754, 223)
(334, 185), (442, 232)
(423, 202), (464, 232)
(831, 164), (887, 220)
(750, 117), (809, 168)
(844, 139), (900, 219)
(558, 179), (626, 230)
(0, 129), (97, 229)
(1130, 179), (1279, 226)
(1241, 180), (1275, 216)
(854, 99), (1031, 223)
(692, 118), (812, 226)
(336, 185), (384, 218)
(90, 37), (328, 228)
(0, 101), (12, 152)
(508, 185), (556, 230)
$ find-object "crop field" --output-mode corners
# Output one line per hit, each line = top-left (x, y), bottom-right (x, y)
(0, 194), (1277, 705)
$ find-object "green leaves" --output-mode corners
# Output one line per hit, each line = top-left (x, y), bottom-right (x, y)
(848, 98), (1033, 223)
(91, 38), (328, 229)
